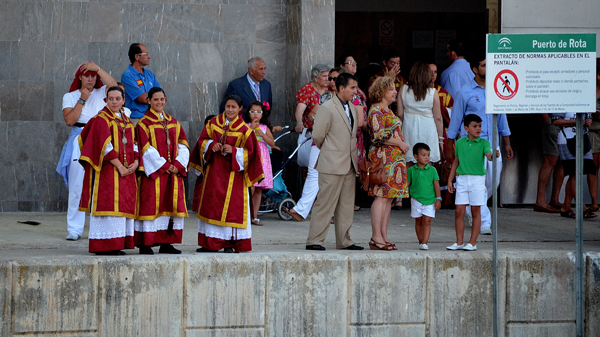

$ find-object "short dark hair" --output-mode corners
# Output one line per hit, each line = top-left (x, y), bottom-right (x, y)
(107, 86), (125, 99)
(335, 73), (358, 92)
(413, 142), (430, 155)
(469, 53), (486, 71)
(147, 87), (166, 107)
(464, 114), (482, 127)
(128, 43), (143, 64)
(382, 48), (400, 63)
(448, 39), (464, 57)
(224, 95), (243, 109)
(335, 54), (353, 68)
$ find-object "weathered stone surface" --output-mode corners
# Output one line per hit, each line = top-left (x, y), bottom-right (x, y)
(0, 261), (10, 337)
(222, 5), (256, 43)
(161, 81), (192, 122)
(190, 44), (224, 83)
(22, 2), (54, 42)
(51, 2), (89, 42)
(507, 322), (575, 337)
(349, 253), (426, 324)
(0, 41), (20, 81)
(429, 253), (496, 337)
(87, 3), (125, 42)
(186, 255), (267, 328)
(506, 252), (575, 321)
(19, 42), (55, 82)
(349, 324), (425, 337)
(0, 2), (22, 41)
(186, 328), (264, 337)
(267, 253), (348, 337)
(12, 259), (98, 333)
(99, 257), (184, 337)
(586, 253), (600, 337)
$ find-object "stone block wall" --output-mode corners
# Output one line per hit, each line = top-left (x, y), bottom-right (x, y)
(0, 251), (597, 336)
(0, 0), (334, 212)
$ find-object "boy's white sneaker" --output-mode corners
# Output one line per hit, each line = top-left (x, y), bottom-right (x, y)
(419, 244), (429, 250)
(446, 243), (464, 250)
(480, 228), (492, 235)
(462, 243), (477, 251)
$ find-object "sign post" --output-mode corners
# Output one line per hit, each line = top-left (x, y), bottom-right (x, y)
(486, 33), (596, 337)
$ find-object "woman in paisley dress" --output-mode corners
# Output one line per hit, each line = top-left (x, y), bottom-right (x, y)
(367, 77), (410, 250)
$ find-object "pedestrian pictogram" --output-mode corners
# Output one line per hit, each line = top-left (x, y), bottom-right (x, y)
(494, 69), (519, 100)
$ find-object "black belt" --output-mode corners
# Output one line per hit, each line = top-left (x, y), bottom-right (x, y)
(74, 122), (86, 128)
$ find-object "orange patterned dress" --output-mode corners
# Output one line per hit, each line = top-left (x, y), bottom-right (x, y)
(367, 105), (408, 199)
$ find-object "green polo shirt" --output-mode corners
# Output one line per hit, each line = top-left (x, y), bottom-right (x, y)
(407, 164), (439, 205)
(455, 136), (492, 176)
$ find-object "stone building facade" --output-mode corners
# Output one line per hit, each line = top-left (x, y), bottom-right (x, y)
(0, 0), (334, 211)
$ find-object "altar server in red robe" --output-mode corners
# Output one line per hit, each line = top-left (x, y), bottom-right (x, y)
(135, 87), (189, 255)
(79, 86), (139, 255)
(190, 95), (264, 253)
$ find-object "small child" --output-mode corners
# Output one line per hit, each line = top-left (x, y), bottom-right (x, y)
(243, 100), (279, 226)
(407, 143), (441, 250)
(447, 114), (499, 251)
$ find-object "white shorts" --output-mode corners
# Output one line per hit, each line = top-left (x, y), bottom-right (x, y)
(410, 198), (436, 218)
(455, 175), (486, 206)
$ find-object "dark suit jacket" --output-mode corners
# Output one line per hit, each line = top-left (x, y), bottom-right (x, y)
(220, 74), (273, 116)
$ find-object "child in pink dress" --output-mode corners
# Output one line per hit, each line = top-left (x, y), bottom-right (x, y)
(244, 101), (280, 226)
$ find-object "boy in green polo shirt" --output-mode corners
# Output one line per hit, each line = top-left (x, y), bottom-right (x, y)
(447, 114), (499, 251)
(407, 143), (441, 250)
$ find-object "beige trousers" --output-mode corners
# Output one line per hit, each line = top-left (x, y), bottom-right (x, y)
(306, 167), (356, 248)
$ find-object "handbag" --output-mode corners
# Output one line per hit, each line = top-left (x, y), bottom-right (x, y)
(358, 156), (387, 191)
(562, 128), (591, 156)
(431, 160), (453, 186)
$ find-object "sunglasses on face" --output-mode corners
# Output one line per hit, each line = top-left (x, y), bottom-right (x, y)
(328, 77), (337, 81)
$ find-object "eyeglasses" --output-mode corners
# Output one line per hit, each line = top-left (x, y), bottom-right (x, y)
(345, 61), (357, 66)
(249, 110), (263, 114)
(328, 76), (337, 81)
(138, 52), (149, 56)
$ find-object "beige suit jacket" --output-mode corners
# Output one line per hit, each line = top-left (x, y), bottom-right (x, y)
(312, 95), (358, 175)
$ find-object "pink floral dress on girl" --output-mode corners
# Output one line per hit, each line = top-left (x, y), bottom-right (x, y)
(253, 124), (273, 189)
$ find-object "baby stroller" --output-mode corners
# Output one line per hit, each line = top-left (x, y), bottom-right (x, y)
(258, 127), (312, 220)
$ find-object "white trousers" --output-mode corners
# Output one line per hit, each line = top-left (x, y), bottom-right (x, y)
(67, 136), (86, 236)
(466, 153), (502, 231)
(293, 144), (320, 219)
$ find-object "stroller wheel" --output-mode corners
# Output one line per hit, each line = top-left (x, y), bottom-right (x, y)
(278, 198), (297, 221)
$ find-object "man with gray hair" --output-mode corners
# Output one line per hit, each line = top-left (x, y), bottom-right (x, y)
(220, 57), (273, 115)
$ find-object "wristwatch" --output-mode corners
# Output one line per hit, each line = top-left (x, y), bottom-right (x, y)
(78, 98), (86, 105)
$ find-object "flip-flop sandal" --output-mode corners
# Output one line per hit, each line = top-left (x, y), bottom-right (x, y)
(560, 210), (576, 218)
(252, 218), (263, 226)
(588, 205), (599, 212)
(584, 209), (597, 219)
(283, 208), (304, 222)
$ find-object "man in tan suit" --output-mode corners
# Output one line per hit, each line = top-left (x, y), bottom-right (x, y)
(306, 73), (364, 251)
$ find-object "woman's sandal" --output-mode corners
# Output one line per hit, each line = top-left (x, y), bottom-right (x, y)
(560, 210), (576, 218)
(386, 242), (398, 250)
(588, 205), (599, 212)
(252, 218), (263, 226)
(584, 209), (597, 219)
(560, 209), (598, 219)
(369, 238), (393, 251)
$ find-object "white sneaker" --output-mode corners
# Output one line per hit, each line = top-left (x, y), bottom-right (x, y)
(66, 233), (81, 241)
(480, 228), (492, 235)
(419, 244), (429, 250)
(446, 243), (464, 250)
(462, 243), (477, 251)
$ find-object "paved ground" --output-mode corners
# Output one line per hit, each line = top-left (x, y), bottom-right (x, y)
(1, 206), (599, 260)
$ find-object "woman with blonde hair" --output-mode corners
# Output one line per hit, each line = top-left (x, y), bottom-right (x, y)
(367, 76), (410, 250)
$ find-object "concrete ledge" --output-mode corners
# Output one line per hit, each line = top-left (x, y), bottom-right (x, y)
(0, 251), (597, 337)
